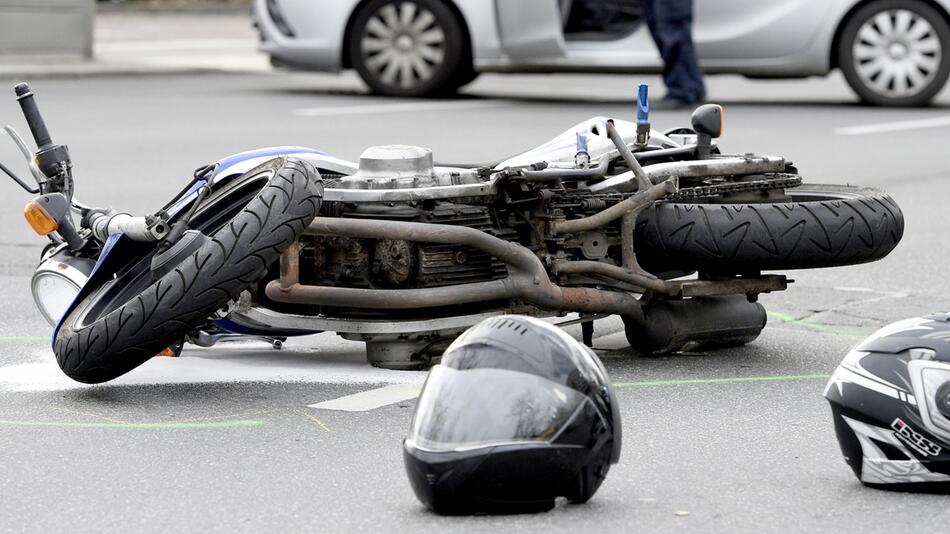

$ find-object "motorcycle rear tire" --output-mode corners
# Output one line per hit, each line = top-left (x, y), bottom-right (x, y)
(54, 157), (322, 384)
(635, 184), (903, 273)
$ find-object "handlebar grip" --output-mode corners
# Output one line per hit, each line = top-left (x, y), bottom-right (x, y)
(14, 83), (53, 150)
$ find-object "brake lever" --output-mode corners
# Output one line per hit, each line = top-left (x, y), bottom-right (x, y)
(3, 125), (45, 185)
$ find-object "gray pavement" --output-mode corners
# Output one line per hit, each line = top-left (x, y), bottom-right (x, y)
(0, 67), (949, 532)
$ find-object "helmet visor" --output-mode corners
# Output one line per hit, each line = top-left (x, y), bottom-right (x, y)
(908, 359), (950, 446)
(408, 365), (586, 451)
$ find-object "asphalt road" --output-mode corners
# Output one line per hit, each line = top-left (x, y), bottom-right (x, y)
(0, 71), (948, 533)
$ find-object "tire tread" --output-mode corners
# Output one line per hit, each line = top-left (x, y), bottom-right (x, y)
(635, 185), (904, 272)
(54, 157), (322, 383)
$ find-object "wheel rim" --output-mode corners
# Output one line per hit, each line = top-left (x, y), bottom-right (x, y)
(360, 1), (446, 89)
(852, 8), (943, 98)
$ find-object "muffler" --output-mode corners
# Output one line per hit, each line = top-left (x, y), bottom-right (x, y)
(623, 294), (766, 354)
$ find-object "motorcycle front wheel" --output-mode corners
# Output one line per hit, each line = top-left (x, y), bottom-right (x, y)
(54, 157), (323, 384)
(635, 184), (904, 274)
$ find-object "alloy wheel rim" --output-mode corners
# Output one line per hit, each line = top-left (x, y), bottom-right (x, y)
(360, 2), (446, 89)
(852, 9), (942, 98)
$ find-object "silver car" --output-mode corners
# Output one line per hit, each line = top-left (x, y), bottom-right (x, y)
(254, 0), (950, 106)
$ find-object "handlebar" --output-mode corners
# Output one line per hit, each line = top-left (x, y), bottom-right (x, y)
(14, 83), (53, 150)
(87, 211), (170, 243)
(11, 83), (73, 187)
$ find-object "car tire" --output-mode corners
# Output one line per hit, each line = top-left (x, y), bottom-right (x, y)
(451, 64), (480, 91)
(349, 0), (471, 97)
(838, 0), (950, 106)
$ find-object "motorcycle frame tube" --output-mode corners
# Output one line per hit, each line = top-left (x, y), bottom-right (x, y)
(588, 155), (786, 194)
(235, 306), (549, 335)
(264, 217), (647, 320)
(552, 178), (677, 236)
(516, 156), (610, 182)
(202, 146), (786, 204)
(315, 156), (782, 203)
(606, 120), (652, 192)
(554, 260), (667, 294)
(552, 261), (787, 299)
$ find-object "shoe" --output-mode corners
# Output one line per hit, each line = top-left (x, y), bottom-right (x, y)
(651, 97), (699, 110)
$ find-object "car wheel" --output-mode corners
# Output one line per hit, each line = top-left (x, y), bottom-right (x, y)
(349, 0), (470, 97)
(451, 63), (480, 90)
(838, 0), (950, 106)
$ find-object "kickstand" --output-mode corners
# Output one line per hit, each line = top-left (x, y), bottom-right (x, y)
(582, 320), (594, 347)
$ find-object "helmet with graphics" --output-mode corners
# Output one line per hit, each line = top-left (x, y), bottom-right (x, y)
(825, 314), (950, 490)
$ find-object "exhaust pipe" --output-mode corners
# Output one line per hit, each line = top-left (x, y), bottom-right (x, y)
(623, 295), (766, 354)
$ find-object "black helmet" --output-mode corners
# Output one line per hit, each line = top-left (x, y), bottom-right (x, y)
(825, 314), (950, 489)
(403, 315), (622, 514)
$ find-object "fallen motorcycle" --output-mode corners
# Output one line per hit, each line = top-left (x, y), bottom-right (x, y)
(3, 83), (903, 383)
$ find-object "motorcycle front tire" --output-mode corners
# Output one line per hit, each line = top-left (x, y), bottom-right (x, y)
(54, 157), (322, 384)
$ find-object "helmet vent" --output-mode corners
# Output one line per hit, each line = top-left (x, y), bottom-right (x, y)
(485, 317), (529, 336)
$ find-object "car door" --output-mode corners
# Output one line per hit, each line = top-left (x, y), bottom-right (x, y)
(493, 0), (567, 61)
(693, 0), (836, 64)
(495, 0), (657, 68)
(491, 0), (836, 71)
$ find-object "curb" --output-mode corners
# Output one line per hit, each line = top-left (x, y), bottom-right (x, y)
(0, 63), (265, 81)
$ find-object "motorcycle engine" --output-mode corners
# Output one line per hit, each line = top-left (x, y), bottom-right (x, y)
(341, 145), (437, 189)
(274, 145), (511, 318)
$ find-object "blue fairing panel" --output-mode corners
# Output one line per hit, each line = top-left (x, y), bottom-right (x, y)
(212, 318), (318, 338)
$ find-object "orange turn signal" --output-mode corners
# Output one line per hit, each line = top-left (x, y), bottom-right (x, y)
(24, 200), (58, 236)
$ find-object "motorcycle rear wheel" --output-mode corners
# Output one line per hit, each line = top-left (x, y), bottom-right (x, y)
(54, 157), (323, 384)
(635, 184), (903, 273)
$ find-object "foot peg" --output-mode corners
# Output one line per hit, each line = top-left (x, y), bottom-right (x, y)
(188, 330), (285, 350)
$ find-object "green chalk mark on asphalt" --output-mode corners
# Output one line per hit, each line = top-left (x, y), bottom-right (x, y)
(766, 311), (867, 336)
(0, 419), (263, 429)
(614, 374), (830, 388)
(0, 335), (48, 341)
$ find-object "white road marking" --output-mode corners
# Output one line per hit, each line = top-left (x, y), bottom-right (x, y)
(309, 383), (422, 412)
(850, 290), (910, 305)
(293, 100), (508, 117)
(0, 337), (426, 392)
(835, 115), (950, 135)
(833, 286), (875, 293)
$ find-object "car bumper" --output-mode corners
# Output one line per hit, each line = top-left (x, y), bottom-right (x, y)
(253, 0), (350, 72)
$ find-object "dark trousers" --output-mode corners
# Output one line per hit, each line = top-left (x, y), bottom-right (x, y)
(642, 0), (706, 103)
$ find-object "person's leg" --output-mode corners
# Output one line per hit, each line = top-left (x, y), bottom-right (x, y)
(641, 0), (663, 53)
(653, 0), (705, 103)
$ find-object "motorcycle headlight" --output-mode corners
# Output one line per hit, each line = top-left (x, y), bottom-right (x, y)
(31, 250), (94, 326)
(908, 358), (950, 444)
